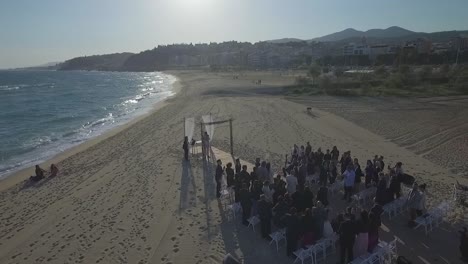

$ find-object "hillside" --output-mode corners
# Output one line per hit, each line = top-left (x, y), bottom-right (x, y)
(58, 53), (134, 71)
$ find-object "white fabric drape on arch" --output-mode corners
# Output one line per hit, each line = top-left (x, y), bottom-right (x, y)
(184, 117), (195, 143)
(202, 114), (215, 141)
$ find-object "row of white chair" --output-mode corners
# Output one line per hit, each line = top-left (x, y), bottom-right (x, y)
(352, 187), (377, 207)
(414, 200), (452, 235)
(349, 238), (398, 264)
(293, 235), (338, 264)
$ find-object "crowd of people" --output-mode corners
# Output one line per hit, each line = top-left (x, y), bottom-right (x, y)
(211, 142), (429, 263)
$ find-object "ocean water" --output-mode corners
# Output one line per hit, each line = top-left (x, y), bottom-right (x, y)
(0, 70), (176, 178)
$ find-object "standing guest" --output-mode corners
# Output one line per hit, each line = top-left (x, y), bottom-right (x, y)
(215, 160), (224, 198)
(182, 136), (189, 161)
(286, 172), (298, 194)
(258, 194), (273, 240)
(235, 158), (242, 174)
(365, 160), (374, 188)
(315, 202), (327, 239)
(292, 145), (299, 161)
(50, 164), (59, 177)
(316, 148), (324, 165)
(203, 132), (211, 160)
(417, 184), (427, 216)
(353, 210), (370, 258)
(375, 175), (388, 205)
(407, 183), (422, 227)
(331, 146), (340, 162)
(317, 184), (329, 206)
(239, 165), (251, 186)
(342, 164), (356, 202)
(303, 187), (314, 209)
(297, 161), (307, 187)
(257, 161), (269, 182)
(331, 214), (345, 233)
(250, 167), (258, 184)
(329, 161), (338, 184)
(266, 162), (273, 182)
(291, 187), (305, 212)
(379, 156), (385, 171)
(305, 142), (312, 157)
(255, 158), (261, 168)
(226, 162), (235, 188)
(250, 180), (263, 216)
(370, 198), (384, 227)
(339, 214), (356, 264)
(368, 212), (380, 253)
(262, 181), (275, 203)
(319, 163), (328, 186)
(239, 183), (252, 226)
(354, 158), (363, 191)
(282, 207), (301, 258)
(324, 149), (332, 163)
(300, 145), (306, 159)
(389, 174), (401, 200)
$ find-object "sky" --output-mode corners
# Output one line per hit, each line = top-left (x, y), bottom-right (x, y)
(1, 0), (468, 69)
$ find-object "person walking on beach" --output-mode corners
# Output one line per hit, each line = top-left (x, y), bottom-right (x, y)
(215, 159), (224, 198)
(183, 136), (189, 161)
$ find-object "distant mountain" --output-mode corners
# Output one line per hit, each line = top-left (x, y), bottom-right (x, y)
(59, 53), (134, 71)
(310, 26), (416, 42)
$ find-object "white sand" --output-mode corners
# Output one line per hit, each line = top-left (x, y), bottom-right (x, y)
(0, 70), (466, 264)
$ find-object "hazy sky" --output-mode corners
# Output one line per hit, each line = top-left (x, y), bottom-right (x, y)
(1, 0), (468, 69)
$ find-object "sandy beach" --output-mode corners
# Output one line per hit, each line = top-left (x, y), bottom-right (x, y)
(0, 70), (467, 264)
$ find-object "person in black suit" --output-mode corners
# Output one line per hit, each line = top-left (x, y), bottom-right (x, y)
(215, 159), (224, 198)
(239, 183), (252, 226)
(282, 207), (301, 258)
(339, 216), (356, 264)
(257, 194), (273, 240)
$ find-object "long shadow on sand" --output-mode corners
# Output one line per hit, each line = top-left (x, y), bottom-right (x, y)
(179, 159), (196, 211)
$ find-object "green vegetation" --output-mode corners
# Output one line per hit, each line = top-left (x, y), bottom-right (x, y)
(286, 64), (468, 97)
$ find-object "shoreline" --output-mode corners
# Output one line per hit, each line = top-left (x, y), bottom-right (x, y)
(0, 72), (182, 192)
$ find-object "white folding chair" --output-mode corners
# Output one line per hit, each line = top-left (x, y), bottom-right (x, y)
(269, 230), (285, 252)
(226, 202), (241, 221)
(247, 215), (260, 232)
(414, 214), (433, 235)
(293, 248), (311, 264)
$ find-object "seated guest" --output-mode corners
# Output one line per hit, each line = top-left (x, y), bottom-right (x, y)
(273, 196), (288, 228)
(50, 164), (59, 177)
(30, 165), (46, 182)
